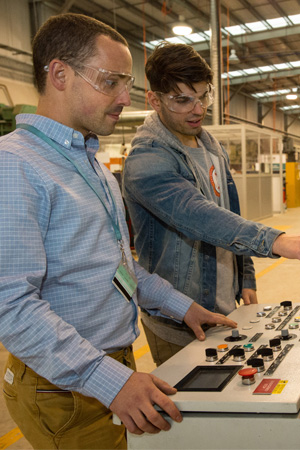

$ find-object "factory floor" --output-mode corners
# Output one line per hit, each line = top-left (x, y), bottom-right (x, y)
(1, 206), (300, 449)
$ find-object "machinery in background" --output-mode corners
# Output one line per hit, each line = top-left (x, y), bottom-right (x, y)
(0, 103), (36, 136)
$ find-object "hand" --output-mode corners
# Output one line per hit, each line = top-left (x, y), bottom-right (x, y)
(241, 288), (258, 305)
(272, 234), (300, 259)
(110, 372), (182, 435)
(183, 302), (237, 341)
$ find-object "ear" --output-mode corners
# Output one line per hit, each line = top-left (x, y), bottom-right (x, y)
(47, 60), (70, 91)
(147, 91), (162, 112)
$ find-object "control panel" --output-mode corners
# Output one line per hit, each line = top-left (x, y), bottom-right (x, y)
(152, 302), (300, 414)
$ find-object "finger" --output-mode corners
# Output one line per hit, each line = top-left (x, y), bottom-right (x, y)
(151, 374), (177, 395)
(120, 414), (144, 435)
(192, 324), (206, 341)
(132, 409), (162, 434)
(243, 297), (251, 305)
(153, 393), (182, 424)
(210, 315), (237, 327)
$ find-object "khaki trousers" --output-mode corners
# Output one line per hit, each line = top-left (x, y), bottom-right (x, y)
(3, 348), (136, 450)
(141, 320), (184, 366)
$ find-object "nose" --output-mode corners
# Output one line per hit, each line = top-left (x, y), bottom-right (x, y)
(117, 87), (131, 107)
(192, 100), (205, 114)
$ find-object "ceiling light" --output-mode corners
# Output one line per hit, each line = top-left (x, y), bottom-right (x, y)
(228, 49), (240, 63)
(172, 16), (193, 36)
(286, 93), (298, 100)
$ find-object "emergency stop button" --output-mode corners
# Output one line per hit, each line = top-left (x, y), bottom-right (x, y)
(238, 368), (257, 385)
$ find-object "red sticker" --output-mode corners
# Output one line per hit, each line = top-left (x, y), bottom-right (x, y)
(253, 379), (281, 395)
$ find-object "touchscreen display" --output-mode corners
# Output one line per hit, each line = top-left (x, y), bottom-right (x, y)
(174, 365), (242, 392)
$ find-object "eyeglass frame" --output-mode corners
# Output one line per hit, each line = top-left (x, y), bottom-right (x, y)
(44, 64), (135, 97)
(154, 83), (215, 113)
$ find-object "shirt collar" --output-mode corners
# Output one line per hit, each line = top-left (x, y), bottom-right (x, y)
(16, 114), (100, 156)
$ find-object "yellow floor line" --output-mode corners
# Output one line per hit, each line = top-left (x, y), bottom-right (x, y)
(133, 343), (150, 360)
(272, 225), (291, 231)
(0, 427), (23, 449)
(255, 257), (287, 279)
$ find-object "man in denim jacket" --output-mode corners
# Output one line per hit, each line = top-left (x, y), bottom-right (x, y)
(123, 42), (298, 366)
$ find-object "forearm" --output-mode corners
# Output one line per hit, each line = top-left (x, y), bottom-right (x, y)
(134, 260), (193, 321)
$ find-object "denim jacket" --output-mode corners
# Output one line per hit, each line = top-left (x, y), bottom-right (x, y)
(123, 112), (282, 313)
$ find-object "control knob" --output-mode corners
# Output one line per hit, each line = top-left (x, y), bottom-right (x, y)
(205, 348), (218, 362)
(248, 358), (265, 372)
(269, 338), (282, 351)
(281, 329), (291, 340)
(257, 347), (273, 361)
(230, 348), (246, 361)
(280, 301), (292, 311)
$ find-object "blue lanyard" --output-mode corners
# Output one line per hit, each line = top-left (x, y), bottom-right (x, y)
(16, 123), (123, 243)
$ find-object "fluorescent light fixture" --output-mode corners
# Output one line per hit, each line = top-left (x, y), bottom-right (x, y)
(267, 17), (288, 28)
(225, 25), (246, 35)
(274, 63), (290, 70)
(243, 68), (259, 74)
(265, 91), (276, 96)
(228, 70), (243, 77)
(187, 33), (206, 43)
(245, 21), (267, 32)
(290, 61), (300, 67)
(258, 65), (274, 72)
(221, 73), (229, 79)
(278, 89), (290, 94)
(165, 36), (187, 44)
(149, 39), (162, 47)
(204, 30), (211, 37)
(288, 14), (300, 24)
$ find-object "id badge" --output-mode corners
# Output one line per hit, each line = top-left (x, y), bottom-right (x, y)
(112, 262), (138, 302)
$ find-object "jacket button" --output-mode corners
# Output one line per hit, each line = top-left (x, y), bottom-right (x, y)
(204, 289), (209, 295)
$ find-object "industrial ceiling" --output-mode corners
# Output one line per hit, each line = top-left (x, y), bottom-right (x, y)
(21, 1), (300, 119)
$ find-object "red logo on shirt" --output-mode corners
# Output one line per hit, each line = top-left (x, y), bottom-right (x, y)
(209, 165), (220, 197)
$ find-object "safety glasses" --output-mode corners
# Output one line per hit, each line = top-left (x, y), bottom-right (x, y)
(156, 84), (214, 113)
(75, 65), (135, 97)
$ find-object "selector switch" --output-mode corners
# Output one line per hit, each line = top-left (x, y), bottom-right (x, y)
(225, 329), (247, 342)
(230, 348), (246, 361)
(238, 368), (257, 385)
(269, 338), (282, 351)
(205, 348), (218, 362)
(280, 301), (292, 311)
(248, 358), (265, 372)
(278, 311), (288, 316)
(258, 347), (274, 361)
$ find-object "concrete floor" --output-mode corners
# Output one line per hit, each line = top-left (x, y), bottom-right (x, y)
(1, 207), (300, 449)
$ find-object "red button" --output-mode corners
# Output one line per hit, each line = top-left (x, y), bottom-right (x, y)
(238, 368), (258, 378)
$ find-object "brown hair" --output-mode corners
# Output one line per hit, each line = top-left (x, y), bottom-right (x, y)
(32, 13), (128, 94)
(145, 42), (213, 93)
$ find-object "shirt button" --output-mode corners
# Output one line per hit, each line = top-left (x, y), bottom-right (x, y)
(73, 133), (78, 138)
(64, 139), (70, 145)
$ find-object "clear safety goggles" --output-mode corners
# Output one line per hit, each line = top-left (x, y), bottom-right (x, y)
(75, 65), (135, 97)
(156, 84), (215, 113)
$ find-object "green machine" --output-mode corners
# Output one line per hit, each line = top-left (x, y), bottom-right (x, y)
(0, 104), (36, 136)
